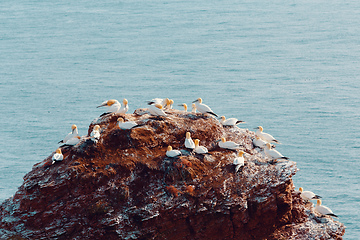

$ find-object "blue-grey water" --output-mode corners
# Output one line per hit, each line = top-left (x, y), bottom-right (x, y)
(1, 0), (359, 238)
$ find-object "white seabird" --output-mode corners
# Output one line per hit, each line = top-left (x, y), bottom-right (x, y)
(191, 103), (197, 113)
(61, 135), (81, 147)
(253, 136), (267, 149)
(217, 137), (241, 150)
(255, 126), (281, 144)
(148, 104), (167, 117)
(220, 116), (245, 127)
(52, 148), (64, 164)
(315, 200), (338, 217)
(299, 187), (322, 201)
(147, 98), (169, 107)
(192, 98), (218, 117)
(178, 103), (188, 112)
(194, 139), (208, 154)
(97, 99), (121, 115)
(58, 124), (79, 144)
(184, 132), (195, 150)
(165, 99), (174, 109)
(118, 98), (129, 114)
(166, 146), (181, 158)
(233, 151), (245, 173)
(90, 125), (101, 142)
(264, 143), (289, 161)
(117, 118), (139, 130)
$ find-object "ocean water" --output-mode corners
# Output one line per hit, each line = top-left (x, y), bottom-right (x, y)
(1, 0), (359, 238)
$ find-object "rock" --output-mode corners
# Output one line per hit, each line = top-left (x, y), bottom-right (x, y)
(0, 109), (345, 239)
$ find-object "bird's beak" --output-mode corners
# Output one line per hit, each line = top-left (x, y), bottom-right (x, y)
(97, 103), (106, 108)
(254, 127), (259, 129)
(192, 99), (199, 103)
(215, 139), (221, 142)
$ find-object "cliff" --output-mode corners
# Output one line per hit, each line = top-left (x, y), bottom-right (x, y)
(0, 109), (345, 239)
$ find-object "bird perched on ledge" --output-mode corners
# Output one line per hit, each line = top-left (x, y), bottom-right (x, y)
(166, 146), (181, 158)
(233, 151), (245, 173)
(192, 98), (218, 117)
(97, 99), (121, 116)
(184, 132), (195, 150)
(117, 118), (140, 130)
(264, 143), (289, 161)
(148, 104), (167, 117)
(217, 137), (241, 150)
(220, 116), (245, 127)
(315, 200), (338, 218)
(52, 148), (63, 164)
(118, 98), (129, 114)
(299, 187), (322, 201)
(194, 139), (208, 154)
(58, 124), (78, 144)
(90, 125), (101, 142)
(255, 126), (281, 144)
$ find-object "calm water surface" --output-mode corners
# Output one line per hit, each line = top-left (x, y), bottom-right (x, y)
(1, 0), (359, 238)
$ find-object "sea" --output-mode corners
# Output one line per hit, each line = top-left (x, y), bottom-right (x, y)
(0, 0), (359, 238)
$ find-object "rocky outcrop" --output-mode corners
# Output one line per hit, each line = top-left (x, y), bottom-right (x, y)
(0, 109), (345, 239)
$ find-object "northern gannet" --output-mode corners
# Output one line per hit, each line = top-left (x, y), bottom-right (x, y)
(165, 99), (174, 109)
(166, 146), (181, 158)
(184, 132), (195, 150)
(194, 139), (208, 154)
(52, 148), (64, 164)
(233, 151), (245, 173)
(97, 99), (121, 115)
(191, 103), (197, 113)
(253, 136), (267, 149)
(90, 125), (101, 142)
(220, 116), (245, 126)
(315, 200), (338, 217)
(117, 118), (139, 130)
(264, 143), (289, 160)
(299, 187), (322, 201)
(148, 104), (167, 117)
(147, 98), (169, 107)
(192, 98), (218, 117)
(255, 126), (281, 144)
(61, 135), (81, 147)
(178, 103), (188, 112)
(118, 98), (129, 114)
(58, 124), (78, 144)
(217, 137), (241, 150)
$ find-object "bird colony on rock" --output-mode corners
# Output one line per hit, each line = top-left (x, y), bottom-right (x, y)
(52, 97), (338, 219)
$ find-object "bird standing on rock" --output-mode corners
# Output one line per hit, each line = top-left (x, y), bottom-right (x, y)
(220, 116), (245, 127)
(117, 118), (140, 130)
(253, 136), (267, 149)
(178, 103), (188, 112)
(255, 126), (281, 144)
(184, 132), (195, 150)
(299, 187), (322, 201)
(58, 124), (78, 144)
(194, 139), (208, 154)
(315, 200), (338, 218)
(148, 104), (167, 117)
(192, 98), (218, 117)
(52, 148), (63, 164)
(233, 151), (245, 173)
(217, 137), (241, 150)
(97, 99), (121, 116)
(90, 125), (101, 142)
(264, 143), (289, 161)
(118, 99), (129, 114)
(166, 146), (182, 158)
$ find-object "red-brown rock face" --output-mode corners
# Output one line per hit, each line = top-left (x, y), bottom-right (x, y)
(0, 109), (345, 239)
